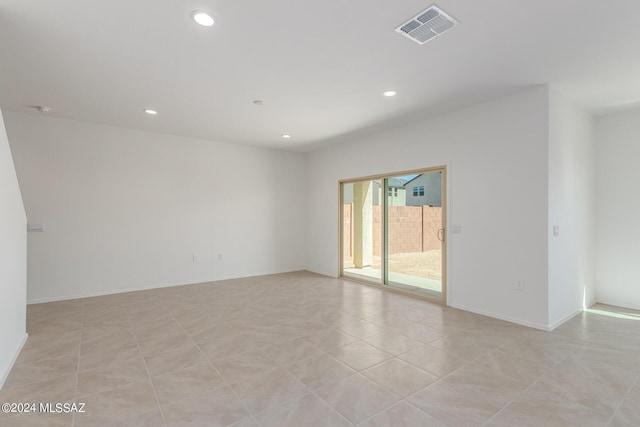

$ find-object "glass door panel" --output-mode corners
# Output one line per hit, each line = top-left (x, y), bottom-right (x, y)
(342, 180), (382, 283)
(385, 171), (444, 298)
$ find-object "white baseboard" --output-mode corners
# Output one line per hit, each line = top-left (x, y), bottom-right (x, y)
(547, 308), (583, 331)
(450, 303), (584, 331)
(448, 303), (549, 331)
(592, 296), (640, 311)
(27, 269), (305, 305)
(0, 333), (28, 390)
(27, 279), (199, 304)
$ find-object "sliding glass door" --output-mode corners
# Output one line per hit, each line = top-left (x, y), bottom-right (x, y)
(340, 168), (446, 302)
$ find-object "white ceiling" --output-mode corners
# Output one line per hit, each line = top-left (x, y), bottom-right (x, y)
(1, 0), (640, 151)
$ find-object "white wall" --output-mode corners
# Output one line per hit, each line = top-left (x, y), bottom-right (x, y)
(547, 89), (596, 326)
(307, 87), (551, 329)
(5, 112), (306, 303)
(0, 109), (27, 388)
(595, 109), (640, 310)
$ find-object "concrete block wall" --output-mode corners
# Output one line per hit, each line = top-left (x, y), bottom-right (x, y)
(343, 204), (443, 257)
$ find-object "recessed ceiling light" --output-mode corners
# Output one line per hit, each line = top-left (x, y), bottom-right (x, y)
(143, 109), (158, 115)
(383, 90), (397, 97)
(191, 11), (214, 27)
(281, 134), (292, 139)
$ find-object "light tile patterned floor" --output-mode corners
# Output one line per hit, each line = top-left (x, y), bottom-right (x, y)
(1, 271), (639, 426)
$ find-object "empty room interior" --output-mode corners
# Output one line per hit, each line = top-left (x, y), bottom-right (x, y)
(1, 1), (640, 426)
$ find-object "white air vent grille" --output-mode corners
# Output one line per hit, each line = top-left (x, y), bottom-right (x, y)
(396, 5), (457, 45)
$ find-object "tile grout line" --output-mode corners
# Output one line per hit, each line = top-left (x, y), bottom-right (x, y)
(167, 302), (258, 426)
(337, 371), (404, 426)
(259, 341), (358, 425)
(275, 369), (363, 426)
(307, 388), (356, 426)
(261, 338), (361, 423)
(126, 303), (168, 426)
(71, 300), (85, 427)
(479, 334), (585, 427)
(478, 372), (546, 427)
(604, 374), (638, 426)
(409, 398), (457, 427)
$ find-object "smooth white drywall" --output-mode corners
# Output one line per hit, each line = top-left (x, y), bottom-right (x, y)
(595, 109), (640, 310)
(547, 88), (596, 327)
(307, 87), (550, 328)
(5, 112), (306, 303)
(0, 109), (27, 388)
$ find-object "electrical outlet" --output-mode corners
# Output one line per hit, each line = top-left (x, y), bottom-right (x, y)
(515, 280), (525, 291)
(193, 254), (200, 263)
(217, 253), (223, 261)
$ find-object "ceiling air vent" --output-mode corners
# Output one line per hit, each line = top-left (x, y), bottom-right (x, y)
(396, 5), (457, 45)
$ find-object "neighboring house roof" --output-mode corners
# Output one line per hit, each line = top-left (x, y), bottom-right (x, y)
(403, 174), (423, 187)
(372, 178), (408, 189)
(388, 177), (408, 188)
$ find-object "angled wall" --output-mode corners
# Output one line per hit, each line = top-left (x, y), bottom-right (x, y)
(0, 109), (27, 388)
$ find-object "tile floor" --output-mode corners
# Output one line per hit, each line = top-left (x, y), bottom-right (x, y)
(1, 271), (639, 426)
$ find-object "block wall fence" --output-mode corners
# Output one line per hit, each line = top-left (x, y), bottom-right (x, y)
(342, 205), (443, 257)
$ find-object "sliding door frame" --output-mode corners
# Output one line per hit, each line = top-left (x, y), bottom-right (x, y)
(338, 166), (447, 305)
